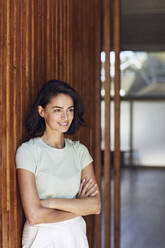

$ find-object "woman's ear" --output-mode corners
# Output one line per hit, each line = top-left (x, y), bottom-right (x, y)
(38, 105), (45, 118)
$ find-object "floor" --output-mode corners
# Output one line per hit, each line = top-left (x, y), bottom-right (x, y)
(100, 167), (165, 248)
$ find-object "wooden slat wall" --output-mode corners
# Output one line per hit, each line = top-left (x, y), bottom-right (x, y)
(0, 1), (101, 247)
(94, 0), (102, 246)
(104, 0), (111, 247)
(114, 0), (121, 247)
(103, 0), (121, 247)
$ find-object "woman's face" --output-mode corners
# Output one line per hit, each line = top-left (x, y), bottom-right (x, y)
(38, 93), (74, 134)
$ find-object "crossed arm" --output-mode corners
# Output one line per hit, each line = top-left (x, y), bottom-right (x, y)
(17, 163), (101, 225)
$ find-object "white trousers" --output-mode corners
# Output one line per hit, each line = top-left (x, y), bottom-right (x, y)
(22, 216), (89, 248)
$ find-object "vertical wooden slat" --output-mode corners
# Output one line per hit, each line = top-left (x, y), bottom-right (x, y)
(34, 0), (39, 86)
(72, 0), (81, 142)
(49, 0), (53, 79)
(81, 0), (86, 143)
(24, 0), (31, 124)
(55, 0), (58, 78)
(51, 0), (56, 78)
(6, 0), (10, 220)
(46, 0), (51, 79)
(0, 5), (3, 247)
(15, 3), (23, 243)
(94, 0), (102, 246)
(69, 0), (72, 83)
(59, 0), (63, 80)
(9, 1), (14, 246)
(31, 0), (35, 98)
(104, 0), (111, 247)
(40, 1), (44, 82)
(66, 0), (70, 82)
(61, 0), (64, 81)
(0, 0), (3, 243)
(84, 1), (95, 246)
(114, 0), (121, 247)
(63, 0), (67, 82)
(21, 0), (26, 133)
(57, 0), (60, 79)
(2, 1), (6, 247)
(13, 1), (21, 246)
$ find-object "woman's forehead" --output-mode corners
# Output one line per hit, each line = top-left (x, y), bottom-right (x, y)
(49, 93), (74, 106)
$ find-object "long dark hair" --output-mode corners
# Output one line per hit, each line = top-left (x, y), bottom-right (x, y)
(25, 80), (86, 137)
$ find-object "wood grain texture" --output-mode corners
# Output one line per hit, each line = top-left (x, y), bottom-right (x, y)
(94, 0), (102, 247)
(104, 0), (111, 247)
(0, 1), (101, 247)
(114, 0), (121, 247)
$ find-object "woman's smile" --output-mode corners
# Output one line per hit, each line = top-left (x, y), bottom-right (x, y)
(58, 122), (69, 127)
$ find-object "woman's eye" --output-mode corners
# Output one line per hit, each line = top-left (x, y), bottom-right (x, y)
(69, 108), (74, 112)
(54, 109), (61, 112)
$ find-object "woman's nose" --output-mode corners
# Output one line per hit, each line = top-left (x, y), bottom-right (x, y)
(61, 111), (68, 120)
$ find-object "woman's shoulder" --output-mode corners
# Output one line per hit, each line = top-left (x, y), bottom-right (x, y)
(16, 137), (39, 153)
(66, 138), (89, 152)
(15, 138), (40, 172)
(66, 138), (80, 147)
(66, 138), (93, 168)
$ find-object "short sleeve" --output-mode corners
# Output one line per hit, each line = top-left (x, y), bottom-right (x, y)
(15, 144), (37, 174)
(78, 143), (94, 169)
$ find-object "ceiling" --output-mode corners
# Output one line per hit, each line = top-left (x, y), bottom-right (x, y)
(111, 0), (165, 51)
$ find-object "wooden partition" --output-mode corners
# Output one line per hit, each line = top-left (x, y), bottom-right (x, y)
(114, 0), (121, 247)
(0, 1), (101, 247)
(103, 0), (121, 247)
(94, 0), (102, 247)
(104, 0), (111, 248)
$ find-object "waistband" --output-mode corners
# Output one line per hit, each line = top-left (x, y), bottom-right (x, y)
(26, 216), (83, 228)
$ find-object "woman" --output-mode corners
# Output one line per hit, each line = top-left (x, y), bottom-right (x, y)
(16, 79), (101, 248)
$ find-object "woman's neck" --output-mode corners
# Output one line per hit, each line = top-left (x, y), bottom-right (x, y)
(41, 132), (65, 149)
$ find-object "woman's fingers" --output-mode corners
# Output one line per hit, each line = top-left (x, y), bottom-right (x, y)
(81, 178), (93, 196)
(86, 184), (98, 196)
(80, 178), (98, 197)
(78, 178), (99, 198)
(77, 178), (86, 197)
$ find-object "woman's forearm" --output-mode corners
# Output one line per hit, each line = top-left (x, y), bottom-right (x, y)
(29, 206), (78, 225)
(41, 195), (101, 216)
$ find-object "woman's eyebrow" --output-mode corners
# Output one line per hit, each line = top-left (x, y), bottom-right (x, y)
(52, 105), (74, 109)
(52, 106), (63, 109)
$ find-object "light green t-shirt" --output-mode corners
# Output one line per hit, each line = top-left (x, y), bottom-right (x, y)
(15, 137), (93, 200)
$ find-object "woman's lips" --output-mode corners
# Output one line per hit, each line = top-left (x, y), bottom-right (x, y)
(58, 122), (69, 126)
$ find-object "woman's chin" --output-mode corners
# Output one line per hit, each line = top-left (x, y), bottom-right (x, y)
(59, 126), (70, 132)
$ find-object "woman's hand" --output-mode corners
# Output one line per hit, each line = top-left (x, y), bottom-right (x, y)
(77, 178), (98, 198)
